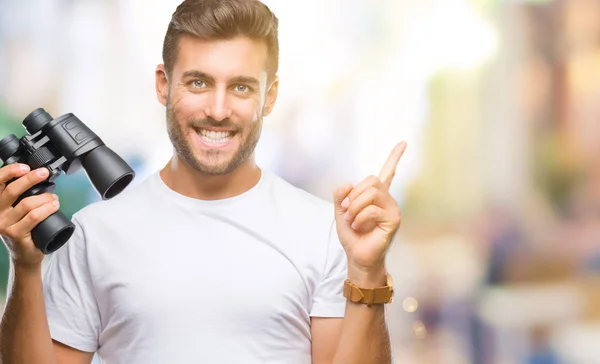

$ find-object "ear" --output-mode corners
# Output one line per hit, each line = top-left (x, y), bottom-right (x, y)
(155, 64), (169, 107)
(262, 76), (279, 117)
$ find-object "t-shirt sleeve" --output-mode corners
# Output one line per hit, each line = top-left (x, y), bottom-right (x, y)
(310, 219), (348, 318)
(42, 215), (100, 353)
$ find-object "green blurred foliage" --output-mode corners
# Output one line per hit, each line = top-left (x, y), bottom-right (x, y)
(533, 131), (584, 216)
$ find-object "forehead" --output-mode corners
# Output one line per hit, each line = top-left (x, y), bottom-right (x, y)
(173, 35), (268, 79)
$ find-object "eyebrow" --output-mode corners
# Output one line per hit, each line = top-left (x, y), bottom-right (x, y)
(230, 76), (260, 87)
(181, 71), (260, 87)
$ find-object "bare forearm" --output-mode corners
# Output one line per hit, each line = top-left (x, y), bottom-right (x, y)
(333, 267), (391, 364)
(0, 264), (57, 364)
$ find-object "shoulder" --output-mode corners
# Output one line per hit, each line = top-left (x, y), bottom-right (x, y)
(265, 171), (334, 215)
(262, 171), (336, 236)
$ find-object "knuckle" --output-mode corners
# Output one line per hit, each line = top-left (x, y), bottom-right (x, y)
(4, 184), (19, 199)
(3, 165), (16, 176)
(14, 164), (27, 174)
(364, 207), (377, 219)
(366, 186), (379, 196)
(5, 164), (21, 177)
(366, 175), (379, 184)
(3, 226), (16, 240)
(27, 208), (44, 223)
(19, 197), (37, 211)
(22, 194), (48, 210)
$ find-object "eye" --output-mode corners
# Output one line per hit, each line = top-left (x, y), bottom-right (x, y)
(191, 80), (206, 88)
(233, 85), (250, 93)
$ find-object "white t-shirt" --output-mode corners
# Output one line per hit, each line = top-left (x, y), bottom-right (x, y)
(42, 170), (348, 364)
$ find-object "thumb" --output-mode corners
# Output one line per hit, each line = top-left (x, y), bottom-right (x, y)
(333, 183), (354, 217)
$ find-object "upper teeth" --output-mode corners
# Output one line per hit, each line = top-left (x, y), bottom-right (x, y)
(199, 129), (232, 139)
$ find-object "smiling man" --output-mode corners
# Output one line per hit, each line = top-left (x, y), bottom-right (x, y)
(0, 1), (406, 363)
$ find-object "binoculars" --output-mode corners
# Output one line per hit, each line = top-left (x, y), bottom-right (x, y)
(0, 108), (135, 254)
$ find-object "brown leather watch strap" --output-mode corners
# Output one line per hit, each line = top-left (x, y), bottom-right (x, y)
(343, 273), (394, 306)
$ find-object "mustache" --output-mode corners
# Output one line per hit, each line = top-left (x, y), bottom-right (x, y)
(188, 117), (241, 132)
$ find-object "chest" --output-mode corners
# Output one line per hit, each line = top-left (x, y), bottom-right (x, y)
(90, 216), (315, 337)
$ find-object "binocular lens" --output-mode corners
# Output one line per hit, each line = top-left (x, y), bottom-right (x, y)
(32, 211), (76, 254)
(81, 146), (135, 199)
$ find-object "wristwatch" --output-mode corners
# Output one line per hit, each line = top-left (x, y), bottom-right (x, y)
(343, 273), (394, 306)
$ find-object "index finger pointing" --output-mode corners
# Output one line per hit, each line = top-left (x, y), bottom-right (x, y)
(378, 141), (407, 189)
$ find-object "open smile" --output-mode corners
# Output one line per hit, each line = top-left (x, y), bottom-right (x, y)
(193, 127), (238, 148)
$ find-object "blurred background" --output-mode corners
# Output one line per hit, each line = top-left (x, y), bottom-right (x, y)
(1, 0), (599, 363)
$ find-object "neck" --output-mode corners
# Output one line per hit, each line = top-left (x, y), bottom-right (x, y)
(159, 153), (261, 200)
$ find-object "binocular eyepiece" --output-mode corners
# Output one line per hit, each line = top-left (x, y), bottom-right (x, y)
(0, 108), (135, 254)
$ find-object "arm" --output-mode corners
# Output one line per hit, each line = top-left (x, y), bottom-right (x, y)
(0, 164), (94, 364)
(311, 268), (391, 364)
(54, 341), (95, 364)
(0, 264), (94, 364)
(334, 268), (391, 364)
(316, 142), (408, 364)
(0, 264), (58, 364)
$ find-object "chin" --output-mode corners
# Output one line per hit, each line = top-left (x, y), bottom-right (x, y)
(188, 153), (242, 175)
(194, 163), (235, 175)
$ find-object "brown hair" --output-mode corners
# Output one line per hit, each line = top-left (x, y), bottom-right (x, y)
(162, 0), (279, 81)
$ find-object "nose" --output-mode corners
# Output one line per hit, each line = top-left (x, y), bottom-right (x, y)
(205, 88), (232, 121)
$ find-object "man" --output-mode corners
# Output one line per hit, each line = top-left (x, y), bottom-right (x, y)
(0, 0), (406, 363)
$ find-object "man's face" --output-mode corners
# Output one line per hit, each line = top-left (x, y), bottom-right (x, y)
(156, 35), (278, 175)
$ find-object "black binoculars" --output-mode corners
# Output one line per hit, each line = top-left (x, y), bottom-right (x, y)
(0, 108), (135, 254)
